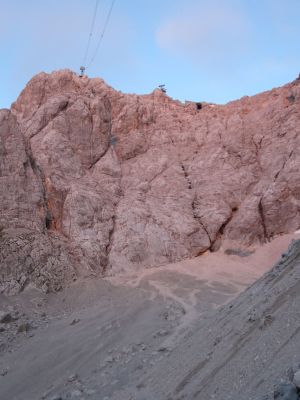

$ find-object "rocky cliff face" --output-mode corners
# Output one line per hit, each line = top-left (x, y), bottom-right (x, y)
(1, 70), (299, 294)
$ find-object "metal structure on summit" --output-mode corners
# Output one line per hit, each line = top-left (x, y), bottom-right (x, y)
(158, 84), (167, 93)
(79, 66), (86, 77)
(80, 0), (116, 76)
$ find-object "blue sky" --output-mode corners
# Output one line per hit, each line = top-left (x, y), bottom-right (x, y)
(1, 0), (300, 108)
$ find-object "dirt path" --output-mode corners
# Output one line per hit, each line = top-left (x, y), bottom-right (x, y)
(0, 233), (299, 400)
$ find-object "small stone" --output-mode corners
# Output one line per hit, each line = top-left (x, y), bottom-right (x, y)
(41, 284), (49, 293)
(68, 374), (78, 382)
(158, 346), (170, 352)
(70, 319), (80, 326)
(0, 312), (13, 324)
(260, 314), (274, 329)
(122, 346), (130, 354)
(69, 389), (82, 398)
(0, 367), (9, 376)
(0, 326), (5, 332)
(274, 382), (299, 399)
(153, 329), (169, 338)
(292, 362), (300, 374)
(17, 323), (32, 333)
(213, 336), (222, 346)
(293, 370), (300, 389)
(85, 389), (96, 396)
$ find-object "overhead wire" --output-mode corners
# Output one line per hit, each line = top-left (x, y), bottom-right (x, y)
(86, 0), (116, 69)
(82, 0), (100, 67)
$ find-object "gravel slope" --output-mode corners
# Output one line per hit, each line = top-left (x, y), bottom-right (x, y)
(0, 234), (299, 400)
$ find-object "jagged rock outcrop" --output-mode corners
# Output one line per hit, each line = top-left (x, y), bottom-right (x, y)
(1, 69), (300, 293)
(0, 109), (78, 294)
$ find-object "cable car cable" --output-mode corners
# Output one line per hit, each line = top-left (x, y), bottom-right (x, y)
(82, 0), (100, 67)
(87, 0), (116, 69)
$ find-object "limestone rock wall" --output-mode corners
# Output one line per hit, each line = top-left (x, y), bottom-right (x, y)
(0, 70), (299, 293)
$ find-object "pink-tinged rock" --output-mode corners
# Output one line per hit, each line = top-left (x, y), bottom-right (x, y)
(0, 69), (299, 292)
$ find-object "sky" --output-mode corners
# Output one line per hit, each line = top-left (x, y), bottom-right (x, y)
(1, 0), (300, 108)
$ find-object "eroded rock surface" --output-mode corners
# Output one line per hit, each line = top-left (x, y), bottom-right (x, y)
(1, 69), (300, 293)
(0, 109), (78, 294)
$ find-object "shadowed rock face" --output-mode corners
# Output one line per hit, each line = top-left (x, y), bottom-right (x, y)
(0, 108), (78, 294)
(1, 69), (300, 293)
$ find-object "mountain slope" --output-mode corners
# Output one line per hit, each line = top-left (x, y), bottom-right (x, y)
(1, 70), (300, 294)
(0, 234), (299, 400)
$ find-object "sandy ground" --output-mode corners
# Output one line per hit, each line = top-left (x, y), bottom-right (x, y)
(0, 233), (299, 400)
